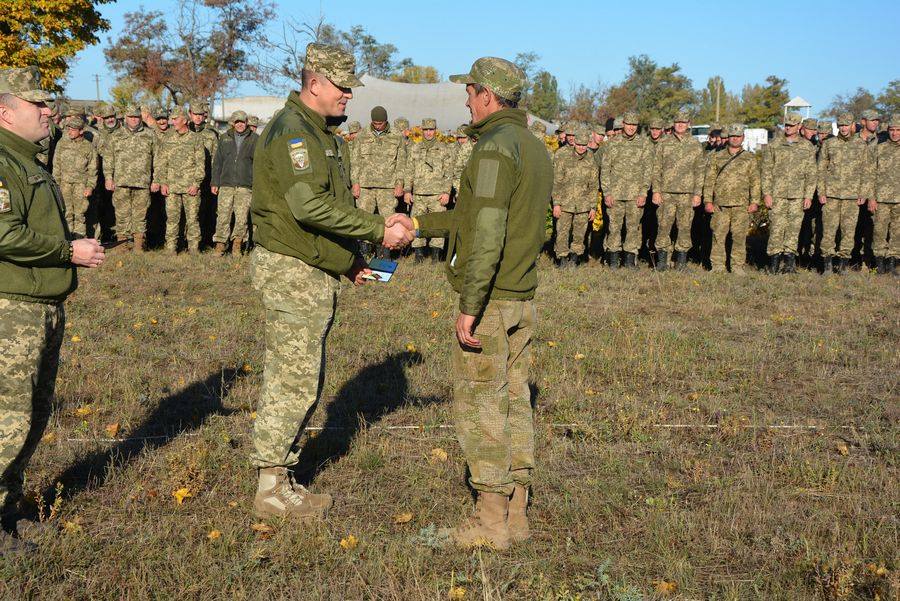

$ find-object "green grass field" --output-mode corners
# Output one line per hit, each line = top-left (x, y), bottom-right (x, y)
(1, 251), (897, 600)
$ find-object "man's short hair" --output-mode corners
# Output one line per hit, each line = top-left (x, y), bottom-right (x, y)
(471, 83), (519, 109)
(0, 93), (17, 109)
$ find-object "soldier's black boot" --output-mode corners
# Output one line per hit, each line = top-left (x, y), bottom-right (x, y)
(784, 253), (797, 273)
(607, 251), (620, 269)
(674, 251), (688, 270)
(431, 249), (442, 264)
(822, 255), (833, 274)
(655, 250), (668, 271)
(875, 256), (886, 274)
(623, 252), (637, 269)
(888, 257), (897, 275)
(837, 257), (848, 274)
(768, 254), (781, 274)
(414, 248), (426, 263)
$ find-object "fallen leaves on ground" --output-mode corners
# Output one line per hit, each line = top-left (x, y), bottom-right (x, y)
(654, 580), (678, 596)
(104, 423), (120, 437)
(393, 512), (414, 524)
(448, 586), (467, 600)
(339, 534), (358, 550)
(207, 529), (221, 540)
(172, 487), (192, 505)
(74, 405), (93, 417)
(429, 448), (448, 464)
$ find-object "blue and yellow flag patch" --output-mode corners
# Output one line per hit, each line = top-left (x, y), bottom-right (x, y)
(288, 137), (310, 172)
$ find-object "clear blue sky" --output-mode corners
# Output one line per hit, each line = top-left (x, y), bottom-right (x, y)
(65, 0), (900, 117)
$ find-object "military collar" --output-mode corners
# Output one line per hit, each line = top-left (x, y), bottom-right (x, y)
(285, 91), (328, 135)
(421, 137), (436, 148)
(0, 125), (43, 160)
(572, 146), (589, 159)
(465, 108), (527, 139)
(371, 124), (391, 136)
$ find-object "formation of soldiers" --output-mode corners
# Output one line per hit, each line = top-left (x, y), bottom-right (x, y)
(42, 100), (261, 256)
(546, 108), (900, 275)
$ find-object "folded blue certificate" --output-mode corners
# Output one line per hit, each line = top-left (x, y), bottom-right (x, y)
(364, 258), (398, 282)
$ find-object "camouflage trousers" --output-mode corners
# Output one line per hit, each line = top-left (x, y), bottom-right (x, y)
(554, 210), (591, 258)
(0, 299), (64, 515)
(656, 193), (694, 253)
(821, 198), (860, 259)
(59, 181), (91, 237)
(166, 192), (201, 251)
(112, 186), (150, 238)
(452, 298), (536, 496)
(767, 197), (806, 255)
(606, 200), (642, 254)
(358, 187), (398, 217)
(250, 246), (339, 468)
(213, 186), (253, 244)
(410, 194), (446, 249)
(710, 205), (749, 270)
(873, 201), (900, 258)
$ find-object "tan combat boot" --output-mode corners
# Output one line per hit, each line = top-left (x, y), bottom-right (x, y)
(133, 233), (144, 253)
(231, 239), (242, 256)
(253, 467), (333, 520)
(444, 491), (510, 550)
(507, 485), (531, 542)
(214, 242), (227, 256)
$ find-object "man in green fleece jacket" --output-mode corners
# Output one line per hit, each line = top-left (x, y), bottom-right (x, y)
(390, 57), (553, 550)
(0, 67), (105, 556)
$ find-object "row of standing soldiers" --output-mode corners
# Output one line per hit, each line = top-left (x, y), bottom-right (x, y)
(543, 108), (899, 275)
(41, 100), (262, 255)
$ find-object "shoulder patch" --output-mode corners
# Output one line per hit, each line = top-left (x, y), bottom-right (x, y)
(474, 158), (499, 198)
(288, 137), (311, 172)
(0, 179), (10, 213)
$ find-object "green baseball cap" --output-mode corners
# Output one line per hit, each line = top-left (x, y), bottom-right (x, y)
(622, 111), (639, 125)
(724, 123), (744, 137)
(422, 117), (437, 130)
(649, 117), (665, 130)
(837, 112), (854, 126)
(304, 43), (363, 88)
(449, 57), (527, 100)
(784, 112), (803, 126)
(188, 99), (209, 114)
(802, 118), (818, 129)
(0, 66), (54, 103)
(888, 114), (900, 128)
(393, 117), (409, 130)
(861, 109), (880, 121)
(529, 121), (547, 134)
(573, 125), (591, 145)
(66, 115), (85, 129)
(817, 121), (833, 134)
(228, 110), (248, 124)
(673, 109), (692, 123)
(124, 104), (142, 118)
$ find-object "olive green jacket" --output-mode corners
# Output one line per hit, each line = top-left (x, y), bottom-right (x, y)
(0, 126), (77, 304)
(417, 109), (552, 316)
(250, 92), (385, 277)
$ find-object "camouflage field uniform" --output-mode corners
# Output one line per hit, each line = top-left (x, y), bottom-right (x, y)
(651, 127), (704, 254)
(159, 126), (206, 251)
(52, 123), (97, 237)
(872, 121), (900, 259)
(189, 103), (220, 245)
(703, 135), (760, 271)
(405, 126), (453, 250)
(350, 124), (405, 216)
(105, 116), (159, 239)
(552, 142), (598, 258)
(600, 120), (652, 254)
(451, 131), (474, 193)
(818, 115), (871, 260)
(761, 129), (817, 256)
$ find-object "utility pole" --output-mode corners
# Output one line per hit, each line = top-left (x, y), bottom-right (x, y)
(93, 74), (101, 101)
(715, 76), (721, 123)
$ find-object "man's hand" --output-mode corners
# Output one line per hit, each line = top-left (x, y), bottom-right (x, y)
(691, 194), (702, 207)
(150, 183), (160, 193)
(393, 184), (403, 198)
(604, 195), (614, 208)
(439, 193), (450, 206)
(404, 191), (413, 205)
(803, 198), (812, 210)
(211, 186), (219, 195)
(351, 183), (361, 199)
(83, 188), (92, 198)
(456, 313), (480, 348)
(636, 195), (646, 208)
(552, 205), (561, 219)
(704, 202), (716, 214)
(589, 208), (596, 221)
(71, 239), (105, 268)
(652, 192), (662, 205)
(385, 213), (414, 230)
(856, 197), (865, 206)
(764, 195), (774, 209)
(819, 194), (827, 205)
(868, 199), (878, 213)
(748, 202), (758, 214)
(105, 179), (115, 192)
(345, 256), (372, 286)
(382, 220), (414, 249)
(161, 185), (169, 196)
(188, 185), (199, 196)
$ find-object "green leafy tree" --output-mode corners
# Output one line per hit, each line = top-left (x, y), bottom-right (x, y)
(696, 76), (741, 125)
(740, 76), (789, 128)
(389, 63), (440, 84)
(529, 70), (562, 121)
(598, 55), (695, 121)
(824, 87), (876, 118)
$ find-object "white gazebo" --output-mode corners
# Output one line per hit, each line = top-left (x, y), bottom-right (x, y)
(784, 96), (812, 120)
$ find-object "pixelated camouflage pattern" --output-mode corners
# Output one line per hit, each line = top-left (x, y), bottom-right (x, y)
(552, 145), (598, 212)
(600, 132), (652, 200)
(0, 67), (53, 103)
(404, 138), (452, 195)
(451, 139), (474, 192)
(105, 124), (158, 188)
(554, 210), (591, 258)
(702, 148), (760, 207)
(652, 131), (705, 194)
(350, 124), (406, 189)
(450, 57), (527, 99)
(710, 205), (749, 269)
(817, 133), (870, 200)
(304, 43), (364, 88)
(762, 136), (817, 199)
(159, 129), (205, 193)
(214, 186), (253, 243)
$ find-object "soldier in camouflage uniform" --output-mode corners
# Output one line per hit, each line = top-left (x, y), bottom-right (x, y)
(52, 117), (97, 237)
(404, 118), (453, 261)
(93, 103), (120, 241)
(817, 112), (870, 273)
(248, 115), (259, 133)
(601, 111), (652, 268)
(529, 120), (547, 141)
(451, 124), (474, 195)
(152, 106), (172, 143)
(651, 109), (704, 270)
(211, 110), (257, 256)
(857, 109), (883, 265)
(104, 104), (159, 250)
(760, 112), (817, 273)
(552, 125), (598, 266)
(159, 107), (206, 253)
(817, 120), (833, 143)
(248, 43), (412, 520)
(703, 124), (760, 273)
(351, 106), (405, 258)
(188, 100), (219, 246)
(870, 114), (900, 274)
(801, 118), (818, 142)
(0, 67), (105, 556)
(346, 120), (361, 144)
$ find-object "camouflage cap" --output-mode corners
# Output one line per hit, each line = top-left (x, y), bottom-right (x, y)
(421, 117), (437, 129)
(563, 121), (575, 134)
(837, 112), (854, 126)
(724, 123), (744, 137)
(455, 125), (469, 137)
(304, 42), (363, 88)
(170, 106), (188, 120)
(888, 113), (900, 128)
(449, 57), (527, 100)
(861, 109), (880, 121)
(124, 104), (142, 118)
(784, 112), (803, 126)
(649, 117), (666, 130)
(0, 66), (54, 103)
(817, 121), (833, 134)
(62, 104), (83, 117)
(612, 117), (623, 130)
(622, 111), (639, 125)
(188, 99), (209, 114)
(802, 118), (818, 129)
(97, 103), (116, 118)
(591, 122), (604, 133)
(529, 120), (547, 134)
(393, 117), (409, 130)
(573, 125), (591, 145)
(347, 120), (361, 133)
(66, 115), (85, 129)
(228, 110), (248, 124)
(153, 106), (170, 119)
(248, 115), (259, 126)
(673, 108), (692, 123)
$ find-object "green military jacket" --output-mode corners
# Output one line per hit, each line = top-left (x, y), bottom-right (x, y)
(600, 133), (652, 201)
(350, 124), (406, 189)
(404, 138), (453, 196)
(160, 129), (205, 194)
(416, 109), (552, 316)
(702, 147), (761, 207)
(652, 132), (704, 195)
(873, 138), (900, 202)
(0, 126), (77, 304)
(761, 136), (817, 199)
(817, 134), (870, 200)
(106, 124), (159, 189)
(250, 92), (385, 277)
(52, 134), (98, 188)
(552, 145), (598, 213)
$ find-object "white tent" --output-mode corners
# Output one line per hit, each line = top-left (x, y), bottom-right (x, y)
(784, 96), (812, 119)
(215, 75), (556, 132)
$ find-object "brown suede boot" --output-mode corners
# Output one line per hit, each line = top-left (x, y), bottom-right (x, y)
(231, 239), (242, 256)
(507, 485), (531, 542)
(443, 491), (510, 550)
(253, 467), (333, 520)
(133, 233), (144, 253)
(214, 242), (226, 256)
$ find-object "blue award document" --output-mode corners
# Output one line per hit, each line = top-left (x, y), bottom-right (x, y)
(363, 258), (398, 282)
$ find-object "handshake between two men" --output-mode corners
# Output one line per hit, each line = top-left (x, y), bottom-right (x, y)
(345, 213), (419, 286)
